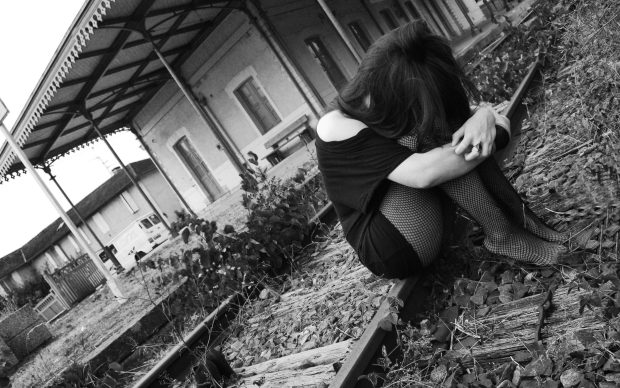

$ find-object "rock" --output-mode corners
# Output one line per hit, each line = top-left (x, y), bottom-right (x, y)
(603, 357), (620, 372)
(522, 355), (553, 377)
(430, 364), (448, 383)
(560, 368), (583, 387)
(301, 340), (316, 351)
(230, 340), (244, 352)
(604, 373), (620, 384)
(512, 366), (524, 386)
(519, 379), (540, 388)
(259, 289), (269, 299)
(443, 372), (457, 388)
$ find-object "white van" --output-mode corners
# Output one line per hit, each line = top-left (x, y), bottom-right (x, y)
(100, 213), (168, 270)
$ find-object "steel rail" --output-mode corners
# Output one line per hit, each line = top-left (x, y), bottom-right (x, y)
(330, 55), (546, 388)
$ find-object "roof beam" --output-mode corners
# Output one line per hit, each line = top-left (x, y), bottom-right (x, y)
(24, 104), (139, 150)
(60, 44), (187, 89)
(78, 22), (205, 60)
(123, 7), (234, 125)
(82, 11), (192, 142)
(47, 69), (169, 111)
(34, 120), (128, 161)
(99, 2), (208, 27)
(39, 0), (159, 160)
(104, 43), (189, 76)
(87, 82), (164, 113)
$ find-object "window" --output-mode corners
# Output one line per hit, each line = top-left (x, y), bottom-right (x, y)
(392, 1), (410, 20)
(380, 9), (398, 30)
(404, 1), (423, 20)
(120, 191), (139, 214)
(348, 21), (372, 52)
(173, 136), (224, 202)
(140, 219), (154, 229)
(305, 36), (348, 91)
(233, 77), (281, 134)
(93, 212), (110, 234)
(148, 214), (161, 225)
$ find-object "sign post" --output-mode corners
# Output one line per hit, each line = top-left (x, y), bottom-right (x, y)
(0, 98), (125, 301)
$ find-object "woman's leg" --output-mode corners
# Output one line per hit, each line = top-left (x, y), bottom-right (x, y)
(379, 183), (444, 266)
(397, 134), (564, 265)
(438, 170), (565, 265)
(476, 158), (566, 242)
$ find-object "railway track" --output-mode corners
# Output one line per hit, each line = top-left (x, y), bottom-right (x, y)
(128, 54), (547, 388)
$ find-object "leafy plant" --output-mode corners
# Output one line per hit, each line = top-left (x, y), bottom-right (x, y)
(242, 164), (328, 270)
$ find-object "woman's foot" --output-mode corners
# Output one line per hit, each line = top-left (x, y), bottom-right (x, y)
(523, 215), (568, 243)
(484, 229), (567, 265)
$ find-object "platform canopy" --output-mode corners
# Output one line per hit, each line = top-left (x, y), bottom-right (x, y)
(0, 0), (238, 182)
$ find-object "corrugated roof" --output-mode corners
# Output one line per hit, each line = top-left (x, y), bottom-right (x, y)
(0, 158), (155, 278)
(0, 0), (237, 181)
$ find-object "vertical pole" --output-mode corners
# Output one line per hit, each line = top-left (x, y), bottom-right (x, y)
(0, 122), (125, 300)
(42, 165), (124, 270)
(315, 0), (363, 64)
(85, 115), (172, 233)
(144, 34), (247, 175)
(130, 127), (197, 218)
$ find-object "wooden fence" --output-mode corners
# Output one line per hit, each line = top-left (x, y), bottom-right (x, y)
(42, 254), (106, 308)
(34, 292), (68, 322)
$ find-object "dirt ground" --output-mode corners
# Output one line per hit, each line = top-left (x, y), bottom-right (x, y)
(9, 234), (194, 387)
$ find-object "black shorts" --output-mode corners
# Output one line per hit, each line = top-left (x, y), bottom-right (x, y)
(356, 211), (422, 279)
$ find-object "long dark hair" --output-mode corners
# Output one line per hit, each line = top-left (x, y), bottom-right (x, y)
(337, 20), (478, 143)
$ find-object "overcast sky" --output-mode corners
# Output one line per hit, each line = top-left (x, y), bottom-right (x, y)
(0, 1), (147, 257)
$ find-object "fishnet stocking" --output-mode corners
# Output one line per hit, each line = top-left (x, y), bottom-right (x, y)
(379, 134), (564, 266)
(477, 158), (566, 242)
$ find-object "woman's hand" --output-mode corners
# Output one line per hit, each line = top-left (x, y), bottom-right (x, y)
(451, 106), (496, 161)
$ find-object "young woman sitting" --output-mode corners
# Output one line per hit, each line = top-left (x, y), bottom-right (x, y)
(315, 21), (566, 279)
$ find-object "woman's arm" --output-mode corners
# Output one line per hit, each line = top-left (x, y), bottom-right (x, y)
(388, 108), (496, 188)
(388, 143), (486, 188)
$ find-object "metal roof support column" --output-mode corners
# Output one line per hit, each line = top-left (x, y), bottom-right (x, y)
(41, 164), (124, 271)
(144, 33), (247, 176)
(130, 127), (197, 218)
(84, 114), (173, 234)
(0, 103), (125, 301)
(242, 4), (322, 120)
(315, 0), (363, 64)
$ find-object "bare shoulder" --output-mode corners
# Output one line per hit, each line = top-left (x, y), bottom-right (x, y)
(317, 110), (367, 142)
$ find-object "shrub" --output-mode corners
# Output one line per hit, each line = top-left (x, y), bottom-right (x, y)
(242, 165), (328, 270)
